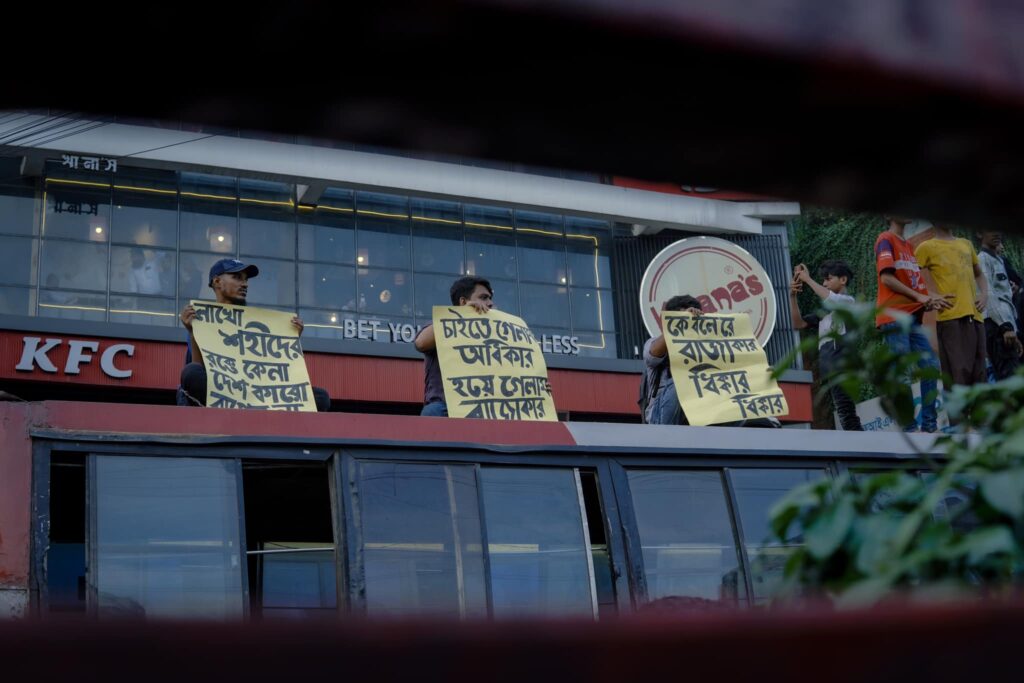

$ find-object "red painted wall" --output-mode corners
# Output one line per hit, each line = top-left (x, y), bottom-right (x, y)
(0, 331), (812, 421)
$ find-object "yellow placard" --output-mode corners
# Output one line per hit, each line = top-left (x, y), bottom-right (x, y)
(189, 300), (316, 412)
(433, 306), (557, 421)
(663, 312), (788, 426)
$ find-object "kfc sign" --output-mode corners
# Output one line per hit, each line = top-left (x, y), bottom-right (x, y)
(16, 337), (135, 378)
(639, 236), (777, 346)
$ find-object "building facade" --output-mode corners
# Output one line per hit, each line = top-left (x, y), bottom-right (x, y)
(0, 113), (809, 420)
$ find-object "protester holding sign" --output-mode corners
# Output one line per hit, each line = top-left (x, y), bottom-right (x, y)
(642, 295), (703, 425)
(177, 258), (330, 411)
(430, 302), (556, 421)
(414, 276), (494, 416)
(662, 310), (788, 426)
(789, 260), (863, 431)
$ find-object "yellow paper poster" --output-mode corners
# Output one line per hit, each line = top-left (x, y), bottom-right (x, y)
(189, 300), (316, 412)
(433, 305), (557, 421)
(663, 312), (789, 426)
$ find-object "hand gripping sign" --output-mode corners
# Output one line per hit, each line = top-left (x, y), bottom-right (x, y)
(663, 312), (788, 426)
(189, 300), (317, 412)
(433, 306), (557, 421)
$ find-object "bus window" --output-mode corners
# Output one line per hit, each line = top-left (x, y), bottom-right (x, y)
(243, 463), (336, 620)
(479, 467), (597, 618)
(48, 457), (86, 614)
(357, 462), (488, 618)
(91, 456), (245, 620)
(728, 468), (826, 604)
(626, 470), (745, 608)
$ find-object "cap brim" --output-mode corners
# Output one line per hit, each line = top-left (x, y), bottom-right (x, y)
(224, 264), (260, 279)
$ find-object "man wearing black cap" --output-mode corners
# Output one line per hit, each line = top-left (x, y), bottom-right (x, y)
(177, 258), (331, 411)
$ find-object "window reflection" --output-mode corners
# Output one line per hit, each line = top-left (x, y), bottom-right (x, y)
(0, 235), (37, 286)
(178, 252), (223, 302)
(412, 198), (464, 275)
(244, 258), (295, 308)
(480, 468), (595, 617)
(180, 173), (237, 253)
(627, 470), (745, 606)
(358, 462), (487, 618)
(111, 170), (177, 248)
(299, 263), (356, 309)
(109, 295), (177, 327)
(110, 247), (175, 297)
(43, 183), (110, 242)
(519, 283), (569, 328)
(240, 179), (295, 259)
(730, 468), (825, 603)
(94, 456), (245, 620)
(356, 268), (411, 317)
(41, 241), (108, 292)
(0, 184), (38, 235)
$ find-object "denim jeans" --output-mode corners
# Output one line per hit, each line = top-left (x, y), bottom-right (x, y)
(879, 321), (939, 432)
(421, 401), (449, 417)
(649, 384), (689, 425)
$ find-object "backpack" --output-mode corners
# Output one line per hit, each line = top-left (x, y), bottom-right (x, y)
(637, 367), (662, 424)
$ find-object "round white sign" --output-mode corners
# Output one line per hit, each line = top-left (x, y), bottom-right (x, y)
(639, 236), (777, 347)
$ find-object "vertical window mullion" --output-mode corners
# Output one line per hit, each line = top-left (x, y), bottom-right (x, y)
(721, 467), (755, 605)
(574, 468), (599, 619)
(473, 463), (495, 618)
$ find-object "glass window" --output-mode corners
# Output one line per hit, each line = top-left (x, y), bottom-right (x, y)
(239, 179), (295, 259)
(516, 210), (563, 237)
(565, 218), (612, 289)
(39, 290), (106, 320)
(111, 170), (178, 248)
(110, 246), (175, 297)
(93, 456), (245, 619)
(41, 240), (108, 292)
(488, 278), (519, 316)
(109, 295), (177, 327)
(0, 235), (37, 286)
(411, 198), (464, 275)
(245, 258), (295, 308)
(260, 546), (336, 615)
(298, 263), (356, 310)
(465, 204), (513, 231)
(627, 470), (745, 606)
(517, 235), (567, 285)
(570, 287), (615, 333)
(0, 286), (32, 315)
(356, 268), (412, 317)
(519, 283), (569, 328)
(298, 198), (355, 264)
(414, 272), (456, 319)
(480, 468), (594, 617)
(357, 462), (487, 618)
(574, 331), (617, 359)
(180, 173), (237, 254)
(355, 193), (410, 271)
(0, 184), (38, 235)
(465, 228), (517, 281)
(43, 183), (110, 242)
(298, 309), (412, 341)
(730, 468), (825, 603)
(178, 252), (223, 302)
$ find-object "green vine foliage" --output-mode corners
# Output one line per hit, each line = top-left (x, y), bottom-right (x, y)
(768, 303), (1024, 607)
(787, 208), (1024, 405)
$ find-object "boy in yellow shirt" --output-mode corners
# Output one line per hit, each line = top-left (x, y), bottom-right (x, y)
(915, 224), (989, 386)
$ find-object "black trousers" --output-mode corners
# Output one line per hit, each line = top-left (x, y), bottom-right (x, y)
(178, 363), (331, 412)
(819, 342), (863, 431)
(985, 319), (1021, 381)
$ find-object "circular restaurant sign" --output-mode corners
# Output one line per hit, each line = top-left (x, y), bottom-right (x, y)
(639, 236), (777, 347)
